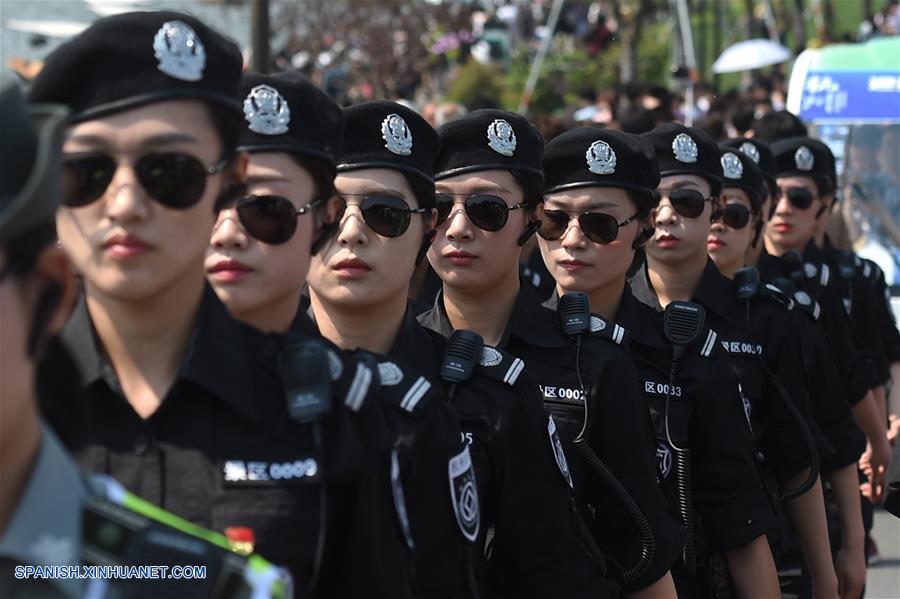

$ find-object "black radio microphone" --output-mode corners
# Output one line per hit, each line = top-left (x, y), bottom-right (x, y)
(279, 335), (333, 424)
(733, 273), (819, 500)
(661, 301), (705, 574)
(558, 292), (592, 338)
(734, 266), (761, 301)
(441, 330), (484, 402)
(558, 292), (655, 585)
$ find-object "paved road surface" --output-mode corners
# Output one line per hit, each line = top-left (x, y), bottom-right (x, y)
(867, 508), (900, 599)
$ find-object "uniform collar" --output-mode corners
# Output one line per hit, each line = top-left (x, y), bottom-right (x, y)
(630, 258), (736, 322)
(801, 239), (824, 265)
(306, 300), (442, 382)
(419, 281), (570, 349)
(62, 286), (262, 425)
(0, 426), (87, 598)
(615, 285), (667, 349)
(389, 307), (442, 382)
(504, 280), (571, 349)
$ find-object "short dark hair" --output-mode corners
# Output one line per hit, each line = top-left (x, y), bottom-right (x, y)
(627, 189), (656, 219)
(290, 155), (335, 201)
(730, 104), (756, 135)
(510, 170), (545, 214)
(207, 104), (242, 161)
(752, 110), (807, 142)
(400, 173), (435, 215)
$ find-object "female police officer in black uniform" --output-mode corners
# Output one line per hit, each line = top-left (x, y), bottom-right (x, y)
(706, 145), (841, 596)
(31, 13), (421, 597)
(309, 102), (612, 598)
(624, 123), (781, 597)
(419, 110), (672, 597)
(537, 127), (691, 597)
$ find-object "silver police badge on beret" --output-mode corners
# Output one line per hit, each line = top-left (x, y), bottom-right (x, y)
(487, 119), (517, 156)
(153, 20), (206, 82)
(721, 152), (743, 180)
(794, 145), (814, 171)
(243, 85), (291, 135)
(672, 133), (699, 163)
(585, 140), (617, 175)
(382, 114), (413, 156)
(740, 142), (760, 164)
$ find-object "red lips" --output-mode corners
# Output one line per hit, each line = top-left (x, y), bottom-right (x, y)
(207, 258), (254, 283)
(655, 233), (681, 249)
(102, 232), (152, 259)
(333, 257), (372, 279)
(444, 249), (477, 266)
(771, 222), (793, 233)
(707, 236), (726, 249)
(559, 258), (590, 272)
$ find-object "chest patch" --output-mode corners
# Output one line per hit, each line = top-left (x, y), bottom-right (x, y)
(548, 416), (574, 488)
(223, 459), (318, 484)
(448, 446), (480, 542)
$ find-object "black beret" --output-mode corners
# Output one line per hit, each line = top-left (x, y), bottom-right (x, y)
(337, 101), (438, 188)
(434, 109), (543, 180)
(239, 71), (343, 175)
(30, 11), (242, 122)
(543, 127), (660, 201)
(721, 137), (777, 198)
(771, 136), (836, 189)
(0, 75), (68, 245)
(642, 123), (722, 195)
(718, 145), (765, 211)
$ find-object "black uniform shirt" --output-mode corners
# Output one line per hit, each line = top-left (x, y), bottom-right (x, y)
(533, 287), (687, 590)
(419, 296), (617, 599)
(633, 260), (817, 486)
(823, 238), (896, 386)
(784, 302), (866, 473)
(617, 284), (777, 554)
(758, 245), (874, 405)
(51, 287), (416, 598)
(305, 304), (478, 599)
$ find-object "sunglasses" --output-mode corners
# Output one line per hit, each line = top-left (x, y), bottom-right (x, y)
(62, 152), (230, 210)
(777, 186), (815, 210)
(234, 194), (322, 245)
(335, 194), (428, 238)
(711, 202), (752, 229)
(538, 210), (638, 245)
(435, 193), (528, 232)
(656, 189), (717, 219)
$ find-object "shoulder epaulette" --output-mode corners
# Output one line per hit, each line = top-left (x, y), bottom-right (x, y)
(820, 263), (830, 287)
(586, 313), (627, 345)
(838, 251), (857, 280)
(343, 354), (376, 413)
(698, 328), (718, 358)
(792, 290), (821, 321)
(476, 346), (525, 386)
(377, 360), (432, 414)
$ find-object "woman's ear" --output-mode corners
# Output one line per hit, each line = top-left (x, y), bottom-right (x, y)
(28, 245), (78, 338)
(231, 151), (249, 185)
(426, 207), (438, 231)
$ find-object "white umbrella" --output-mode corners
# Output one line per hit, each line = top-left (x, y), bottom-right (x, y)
(712, 39), (792, 74)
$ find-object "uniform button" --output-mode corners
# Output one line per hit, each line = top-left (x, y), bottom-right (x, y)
(755, 451), (766, 464)
(133, 434), (150, 456)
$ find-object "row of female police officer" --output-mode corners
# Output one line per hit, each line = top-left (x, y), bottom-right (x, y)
(28, 11), (463, 598)
(715, 136), (872, 599)
(206, 79), (614, 599)
(538, 124), (784, 598)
